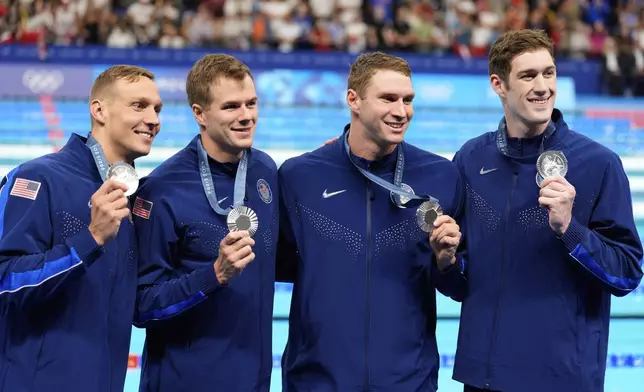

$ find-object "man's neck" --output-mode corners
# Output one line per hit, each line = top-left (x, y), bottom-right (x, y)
(504, 114), (549, 139)
(200, 132), (243, 163)
(347, 123), (396, 161)
(90, 129), (130, 165)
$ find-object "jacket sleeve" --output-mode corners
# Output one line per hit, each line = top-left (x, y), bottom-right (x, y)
(133, 186), (222, 328)
(559, 155), (643, 297)
(430, 162), (468, 302)
(0, 166), (103, 309)
(275, 166), (300, 283)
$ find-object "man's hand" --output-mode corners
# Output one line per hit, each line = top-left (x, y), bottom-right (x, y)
(538, 176), (575, 236)
(323, 136), (339, 146)
(214, 231), (256, 284)
(88, 179), (131, 246)
(429, 215), (461, 271)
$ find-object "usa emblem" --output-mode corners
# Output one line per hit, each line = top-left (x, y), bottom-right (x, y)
(257, 179), (272, 204)
(10, 178), (41, 200)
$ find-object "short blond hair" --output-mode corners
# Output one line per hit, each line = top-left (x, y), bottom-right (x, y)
(186, 54), (253, 109)
(348, 52), (411, 97)
(90, 65), (155, 100)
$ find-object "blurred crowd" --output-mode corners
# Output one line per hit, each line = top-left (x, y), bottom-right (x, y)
(0, 0), (642, 96)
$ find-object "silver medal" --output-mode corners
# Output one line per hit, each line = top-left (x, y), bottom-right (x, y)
(536, 150), (568, 180)
(416, 200), (443, 233)
(227, 206), (259, 237)
(106, 162), (139, 197)
(535, 172), (545, 187)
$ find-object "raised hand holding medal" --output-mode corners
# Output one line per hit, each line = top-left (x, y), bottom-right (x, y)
(86, 135), (134, 245)
(536, 150), (575, 236)
(197, 137), (257, 283)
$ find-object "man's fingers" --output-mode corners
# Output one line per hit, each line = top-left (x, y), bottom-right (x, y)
(439, 235), (461, 247)
(221, 230), (250, 246)
(228, 236), (255, 252)
(230, 245), (254, 264)
(433, 215), (455, 228)
(235, 251), (256, 269)
(114, 207), (131, 220)
(539, 187), (562, 199)
(97, 179), (129, 196)
(540, 175), (570, 189)
(106, 194), (129, 211)
(538, 197), (556, 208)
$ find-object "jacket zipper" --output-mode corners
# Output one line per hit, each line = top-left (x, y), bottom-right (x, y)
(259, 210), (265, 385)
(364, 173), (373, 391)
(484, 163), (519, 388)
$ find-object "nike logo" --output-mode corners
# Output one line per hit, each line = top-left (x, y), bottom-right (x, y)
(480, 167), (499, 175)
(322, 189), (346, 199)
(218, 197), (228, 205)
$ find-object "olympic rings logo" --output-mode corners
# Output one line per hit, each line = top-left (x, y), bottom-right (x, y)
(22, 69), (65, 94)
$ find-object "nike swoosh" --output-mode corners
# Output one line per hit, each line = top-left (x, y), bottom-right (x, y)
(480, 167), (499, 175)
(322, 189), (347, 199)
(218, 197), (228, 205)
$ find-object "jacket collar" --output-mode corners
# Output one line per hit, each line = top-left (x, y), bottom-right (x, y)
(341, 124), (400, 173)
(495, 108), (569, 159)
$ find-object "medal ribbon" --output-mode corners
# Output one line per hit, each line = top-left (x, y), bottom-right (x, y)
(87, 134), (110, 181)
(343, 130), (438, 208)
(495, 118), (556, 158)
(197, 136), (248, 216)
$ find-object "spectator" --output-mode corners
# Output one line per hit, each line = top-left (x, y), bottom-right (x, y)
(0, 0), (642, 98)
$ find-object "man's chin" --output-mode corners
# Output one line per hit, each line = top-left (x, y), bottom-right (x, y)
(232, 138), (254, 150)
(128, 145), (152, 161)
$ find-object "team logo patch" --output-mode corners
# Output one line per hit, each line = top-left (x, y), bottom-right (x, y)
(132, 197), (153, 219)
(10, 178), (41, 200)
(257, 179), (272, 204)
(391, 183), (415, 207)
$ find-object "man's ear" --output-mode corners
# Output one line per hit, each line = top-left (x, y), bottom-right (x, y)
(490, 74), (507, 100)
(192, 104), (208, 128)
(90, 99), (107, 125)
(346, 88), (361, 114)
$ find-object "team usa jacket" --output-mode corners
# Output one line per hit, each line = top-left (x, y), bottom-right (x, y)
(0, 134), (138, 392)
(451, 109), (643, 392)
(276, 125), (466, 391)
(132, 135), (279, 392)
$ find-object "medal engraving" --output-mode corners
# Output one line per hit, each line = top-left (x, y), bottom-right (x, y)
(227, 206), (259, 237)
(536, 150), (567, 187)
(537, 151), (567, 178)
(106, 162), (139, 197)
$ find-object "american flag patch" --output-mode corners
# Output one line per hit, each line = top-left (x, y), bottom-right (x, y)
(133, 197), (153, 219)
(10, 178), (41, 200)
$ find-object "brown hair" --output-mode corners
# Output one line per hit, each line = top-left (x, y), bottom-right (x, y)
(90, 65), (155, 100)
(488, 29), (554, 84)
(348, 51), (411, 97)
(186, 54), (253, 109)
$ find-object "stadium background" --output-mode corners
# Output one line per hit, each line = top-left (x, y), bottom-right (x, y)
(1, 0), (643, 390)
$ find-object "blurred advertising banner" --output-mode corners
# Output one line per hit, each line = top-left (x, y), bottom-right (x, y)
(0, 64), (94, 98)
(0, 63), (576, 111)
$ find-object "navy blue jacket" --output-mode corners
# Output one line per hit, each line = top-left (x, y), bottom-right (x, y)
(451, 110), (643, 392)
(0, 134), (137, 392)
(133, 135), (278, 392)
(277, 128), (466, 391)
